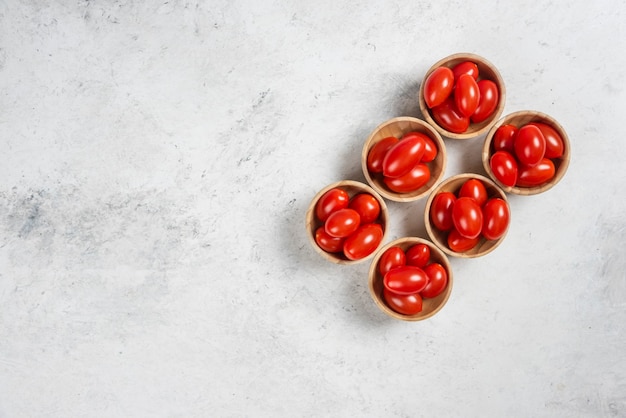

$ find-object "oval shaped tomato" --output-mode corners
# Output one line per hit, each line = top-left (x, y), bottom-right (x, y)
(458, 178), (488, 207)
(325, 208), (360, 238)
(452, 197), (483, 239)
(314, 226), (345, 253)
(431, 97), (470, 133)
(423, 66), (454, 108)
(367, 136), (399, 174)
(378, 246), (406, 276)
(529, 122), (564, 159)
(402, 131), (437, 162)
(421, 263), (448, 299)
(452, 61), (479, 81)
(383, 287), (423, 315)
(471, 79), (499, 123)
(515, 124), (546, 166)
(516, 158), (556, 187)
(383, 265), (429, 295)
(493, 124), (518, 153)
(405, 243), (431, 268)
(343, 223), (383, 260)
(490, 150), (518, 187)
(482, 198), (510, 240)
(348, 193), (380, 224)
(383, 163), (430, 193)
(315, 188), (349, 222)
(455, 74), (480, 118)
(447, 228), (480, 252)
(430, 191), (456, 231)
(382, 134), (425, 178)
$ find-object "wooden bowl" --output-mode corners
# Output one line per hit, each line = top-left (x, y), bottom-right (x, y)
(418, 53), (506, 140)
(361, 117), (446, 202)
(368, 237), (453, 321)
(482, 110), (571, 195)
(306, 180), (389, 264)
(424, 173), (510, 258)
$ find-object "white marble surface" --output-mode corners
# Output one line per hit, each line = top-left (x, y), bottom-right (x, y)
(1, 1), (625, 416)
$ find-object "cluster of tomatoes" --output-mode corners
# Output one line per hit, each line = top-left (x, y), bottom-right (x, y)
(314, 188), (384, 260)
(429, 178), (510, 252)
(378, 243), (448, 315)
(366, 131), (438, 193)
(489, 122), (564, 188)
(423, 61), (499, 133)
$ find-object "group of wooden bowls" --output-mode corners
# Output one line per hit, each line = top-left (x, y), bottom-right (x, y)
(305, 53), (571, 321)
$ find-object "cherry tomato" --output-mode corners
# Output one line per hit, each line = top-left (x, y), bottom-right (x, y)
(490, 150), (518, 187)
(528, 122), (564, 159)
(431, 97), (470, 133)
(447, 228), (480, 252)
(367, 136), (399, 174)
(514, 124), (546, 166)
(455, 74), (480, 118)
(383, 163), (430, 193)
(378, 246), (406, 276)
(452, 197), (483, 239)
(348, 193), (380, 224)
(482, 198), (510, 240)
(383, 265), (429, 295)
(421, 135), (438, 162)
(315, 188), (349, 222)
(458, 178), (488, 207)
(423, 66), (455, 108)
(383, 287), (423, 315)
(516, 158), (556, 187)
(493, 124), (518, 153)
(343, 223), (383, 260)
(471, 79), (499, 123)
(421, 263), (448, 299)
(430, 191), (456, 231)
(452, 61), (479, 81)
(314, 227), (345, 253)
(325, 208), (360, 238)
(382, 134), (425, 178)
(405, 243), (431, 268)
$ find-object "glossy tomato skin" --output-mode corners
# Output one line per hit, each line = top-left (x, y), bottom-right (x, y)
(490, 150), (518, 187)
(493, 124), (518, 153)
(421, 263), (448, 299)
(431, 97), (470, 133)
(430, 191), (456, 231)
(348, 193), (380, 224)
(420, 135), (438, 162)
(447, 228), (480, 252)
(315, 227), (345, 253)
(367, 136), (399, 174)
(516, 158), (556, 187)
(405, 243), (431, 268)
(471, 79), (499, 123)
(315, 188), (349, 222)
(529, 122), (564, 159)
(458, 178), (488, 207)
(452, 61), (479, 81)
(382, 134), (425, 178)
(515, 124), (546, 166)
(383, 163), (430, 193)
(325, 208), (360, 238)
(378, 246), (406, 276)
(452, 197), (483, 239)
(482, 198), (510, 240)
(383, 287), (423, 315)
(383, 265), (429, 295)
(343, 223), (383, 260)
(423, 66), (455, 108)
(455, 74), (480, 118)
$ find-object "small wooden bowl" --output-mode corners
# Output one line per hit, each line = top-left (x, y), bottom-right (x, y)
(418, 53), (506, 140)
(424, 173), (510, 258)
(306, 180), (389, 264)
(368, 237), (453, 321)
(361, 117), (446, 202)
(482, 110), (571, 195)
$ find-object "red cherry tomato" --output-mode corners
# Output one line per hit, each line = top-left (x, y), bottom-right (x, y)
(516, 158), (556, 187)
(528, 122), (564, 159)
(383, 287), (423, 315)
(482, 198), (510, 240)
(493, 124), (518, 153)
(455, 74), (480, 118)
(405, 243), (431, 268)
(458, 178), (488, 207)
(490, 150), (518, 187)
(383, 163), (430, 193)
(431, 97), (470, 133)
(383, 265), (429, 295)
(367, 136), (399, 174)
(325, 208), (360, 238)
(423, 66), (455, 108)
(343, 223), (383, 260)
(515, 124), (546, 166)
(421, 263), (448, 299)
(421, 135), (438, 162)
(471, 79), (499, 123)
(452, 61), (479, 80)
(314, 227), (345, 253)
(382, 134), (425, 178)
(452, 197), (483, 239)
(315, 188), (349, 222)
(348, 193), (380, 224)
(430, 191), (456, 231)
(378, 246), (406, 276)
(447, 228), (480, 252)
